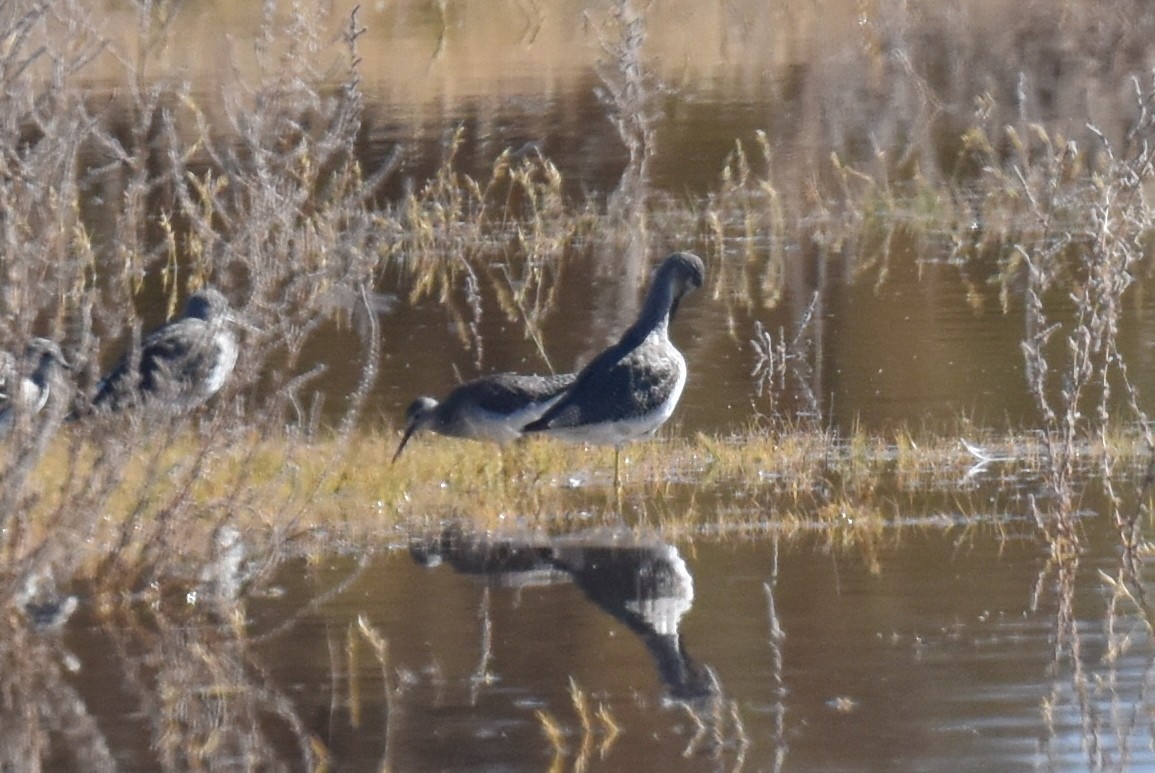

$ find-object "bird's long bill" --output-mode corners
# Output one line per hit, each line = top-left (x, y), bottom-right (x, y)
(392, 421), (419, 463)
(227, 311), (262, 334)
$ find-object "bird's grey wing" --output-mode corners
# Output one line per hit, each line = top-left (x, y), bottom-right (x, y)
(513, 372), (577, 400)
(95, 320), (217, 406)
(464, 373), (577, 415)
(529, 347), (680, 429)
(138, 321), (221, 393)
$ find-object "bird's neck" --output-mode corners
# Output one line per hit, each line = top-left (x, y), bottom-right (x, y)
(622, 275), (675, 344)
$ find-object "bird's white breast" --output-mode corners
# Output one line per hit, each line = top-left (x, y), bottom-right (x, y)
(205, 330), (239, 396)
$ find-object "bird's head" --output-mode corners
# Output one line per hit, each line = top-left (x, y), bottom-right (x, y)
(659, 252), (705, 321)
(392, 396), (439, 463)
(26, 338), (71, 374)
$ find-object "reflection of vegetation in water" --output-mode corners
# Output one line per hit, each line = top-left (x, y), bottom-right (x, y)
(0, 592), (357, 769)
(5, 1), (1155, 765)
(1035, 546), (1155, 769)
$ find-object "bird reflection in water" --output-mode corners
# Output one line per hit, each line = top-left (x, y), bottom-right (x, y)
(411, 526), (720, 704)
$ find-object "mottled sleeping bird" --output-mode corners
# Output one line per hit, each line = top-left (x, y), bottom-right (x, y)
(0, 338), (71, 435)
(393, 371), (577, 462)
(92, 288), (239, 413)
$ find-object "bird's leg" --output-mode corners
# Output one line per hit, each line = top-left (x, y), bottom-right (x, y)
(614, 445), (622, 491)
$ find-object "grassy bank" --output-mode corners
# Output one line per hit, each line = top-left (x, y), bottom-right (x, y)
(12, 420), (1153, 576)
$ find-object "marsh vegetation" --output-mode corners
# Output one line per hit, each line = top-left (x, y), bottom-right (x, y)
(3, 0), (1155, 769)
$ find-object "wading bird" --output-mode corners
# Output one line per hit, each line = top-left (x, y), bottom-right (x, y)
(0, 338), (71, 435)
(521, 251), (705, 487)
(393, 371), (576, 462)
(92, 288), (239, 413)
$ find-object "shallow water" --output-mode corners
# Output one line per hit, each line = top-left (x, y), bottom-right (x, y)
(13, 1), (1155, 770)
(69, 0), (1155, 437)
(26, 496), (1151, 771)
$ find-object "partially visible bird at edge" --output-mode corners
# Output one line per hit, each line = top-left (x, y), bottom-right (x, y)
(0, 337), (71, 435)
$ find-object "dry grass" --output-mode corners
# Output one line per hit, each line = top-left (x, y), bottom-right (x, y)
(15, 417), (1148, 549)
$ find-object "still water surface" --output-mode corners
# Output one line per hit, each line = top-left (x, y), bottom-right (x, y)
(76, 1), (1155, 437)
(42, 503), (1151, 771)
(17, 1), (1155, 770)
